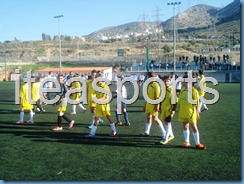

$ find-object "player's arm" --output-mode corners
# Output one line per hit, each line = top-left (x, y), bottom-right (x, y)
(154, 83), (161, 112)
(171, 92), (177, 117)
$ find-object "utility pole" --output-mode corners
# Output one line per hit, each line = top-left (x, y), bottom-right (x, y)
(54, 15), (63, 73)
(153, 6), (164, 62)
(167, 2), (181, 72)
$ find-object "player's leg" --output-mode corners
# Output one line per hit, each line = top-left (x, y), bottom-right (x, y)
(106, 115), (116, 136)
(62, 112), (74, 129)
(115, 103), (122, 126)
(141, 113), (152, 136)
(122, 103), (130, 126)
(27, 109), (35, 124)
(16, 109), (25, 124)
(191, 123), (205, 149)
(182, 122), (190, 147)
(70, 104), (77, 114)
(53, 111), (64, 131)
(85, 116), (100, 138)
(154, 115), (166, 138)
(88, 107), (96, 128)
(78, 103), (86, 113)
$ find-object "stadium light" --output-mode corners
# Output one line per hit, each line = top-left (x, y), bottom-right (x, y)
(167, 2), (181, 72)
(54, 15), (64, 73)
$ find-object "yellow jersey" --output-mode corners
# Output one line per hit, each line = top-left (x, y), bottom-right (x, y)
(71, 81), (81, 101)
(178, 87), (199, 122)
(145, 81), (160, 116)
(197, 74), (206, 97)
(31, 82), (39, 102)
(20, 83), (34, 110)
(87, 79), (96, 107)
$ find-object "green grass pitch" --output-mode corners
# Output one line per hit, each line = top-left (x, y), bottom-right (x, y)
(0, 81), (241, 181)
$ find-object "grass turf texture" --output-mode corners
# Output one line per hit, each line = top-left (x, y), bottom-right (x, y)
(0, 81), (241, 181)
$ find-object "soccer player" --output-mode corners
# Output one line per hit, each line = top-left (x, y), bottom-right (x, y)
(141, 72), (166, 138)
(178, 75), (205, 149)
(159, 75), (176, 144)
(33, 76), (45, 113)
(52, 74), (75, 131)
(115, 82), (130, 126)
(86, 70), (103, 128)
(69, 74), (86, 114)
(16, 80), (35, 124)
(84, 74), (116, 138)
(196, 69), (208, 112)
(45, 71), (55, 100)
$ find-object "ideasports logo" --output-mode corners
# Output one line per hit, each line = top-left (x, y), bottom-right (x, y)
(15, 71), (220, 114)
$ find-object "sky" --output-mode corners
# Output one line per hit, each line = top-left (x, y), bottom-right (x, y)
(0, 0), (238, 42)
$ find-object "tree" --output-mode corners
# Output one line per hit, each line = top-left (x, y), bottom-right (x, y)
(42, 33), (51, 41)
(163, 45), (171, 53)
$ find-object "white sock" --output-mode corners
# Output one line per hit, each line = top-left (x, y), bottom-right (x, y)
(198, 101), (202, 113)
(78, 104), (86, 110)
(99, 118), (103, 123)
(203, 103), (207, 109)
(183, 130), (190, 143)
(90, 125), (97, 135)
(20, 112), (24, 121)
(72, 105), (76, 113)
(145, 123), (152, 134)
(193, 132), (200, 145)
(29, 111), (35, 121)
(165, 124), (173, 139)
(110, 123), (116, 132)
(158, 123), (166, 138)
(91, 115), (95, 125)
(165, 125), (169, 140)
(169, 124), (174, 137)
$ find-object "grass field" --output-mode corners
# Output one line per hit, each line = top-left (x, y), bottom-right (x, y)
(0, 81), (241, 181)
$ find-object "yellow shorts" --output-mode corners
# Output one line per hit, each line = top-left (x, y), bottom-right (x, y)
(72, 93), (80, 101)
(178, 116), (197, 124)
(95, 104), (111, 117)
(88, 99), (96, 108)
(145, 108), (158, 116)
(21, 100), (33, 111)
(160, 108), (172, 120)
(57, 106), (66, 112)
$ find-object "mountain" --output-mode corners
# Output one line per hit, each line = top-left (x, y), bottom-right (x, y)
(216, 0), (240, 23)
(88, 22), (157, 40)
(163, 4), (219, 30)
(87, 0), (240, 40)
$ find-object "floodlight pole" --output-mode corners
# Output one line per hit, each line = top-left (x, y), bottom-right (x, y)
(167, 2), (181, 72)
(54, 15), (63, 73)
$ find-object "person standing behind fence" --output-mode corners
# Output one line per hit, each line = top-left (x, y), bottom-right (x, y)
(141, 72), (166, 138)
(52, 74), (75, 131)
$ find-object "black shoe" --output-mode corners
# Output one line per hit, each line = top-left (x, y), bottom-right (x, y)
(140, 133), (149, 137)
(125, 122), (130, 126)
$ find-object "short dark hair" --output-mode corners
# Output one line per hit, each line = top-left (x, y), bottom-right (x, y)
(147, 71), (156, 78)
(199, 69), (204, 75)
